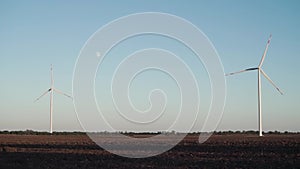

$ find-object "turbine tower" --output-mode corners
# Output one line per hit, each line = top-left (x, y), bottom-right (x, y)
(35, 64), (72, 134)
(226, 35), (283, 136)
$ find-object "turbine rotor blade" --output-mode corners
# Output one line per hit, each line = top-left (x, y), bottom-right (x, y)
(53, 88), (72, 99)
(51, 64), (54, 86)
(258, 34), (272, 67)
(35, 88), (51, 102)
(225, 67), (258, 76)
(260, 69), (283, 95)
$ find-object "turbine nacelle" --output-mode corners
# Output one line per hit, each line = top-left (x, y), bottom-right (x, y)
(245, 67), (258, 71)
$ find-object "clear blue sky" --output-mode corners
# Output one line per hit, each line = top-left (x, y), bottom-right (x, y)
(0, 0), (299, 132)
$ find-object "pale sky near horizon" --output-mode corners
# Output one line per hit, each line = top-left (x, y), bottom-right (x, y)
(0, 1), (299, 132)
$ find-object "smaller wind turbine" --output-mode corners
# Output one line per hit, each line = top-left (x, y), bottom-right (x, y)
(35, 64), (72, 134)
(226, 35), (283, 137)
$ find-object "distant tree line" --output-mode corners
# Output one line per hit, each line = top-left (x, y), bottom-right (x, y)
(0, 130), (86, 135)
(0, 130), (298, 135)
(212, 130), (297, 135)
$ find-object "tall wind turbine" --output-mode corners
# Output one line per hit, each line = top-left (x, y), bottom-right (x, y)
(226, 35), (283, 136)
(35, 64), (72, 134)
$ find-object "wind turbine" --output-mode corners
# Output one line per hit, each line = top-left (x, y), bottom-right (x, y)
(35, 64), (72, 134)
(226, 35), (283, 136)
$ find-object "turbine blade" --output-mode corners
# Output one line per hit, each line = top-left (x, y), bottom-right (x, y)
(260, 69), (283, 95)
(51, 64), (54, 86)
(53, 88), (72, 99)
(35, 88), (51, 102)
(258, 34), (272, 67)
(225, 68), (257, 76)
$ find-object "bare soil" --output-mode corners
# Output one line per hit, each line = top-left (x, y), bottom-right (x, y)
(0, 134), (299, 169)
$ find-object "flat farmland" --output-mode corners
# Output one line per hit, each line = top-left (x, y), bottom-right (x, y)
(0, 134), (299, 169)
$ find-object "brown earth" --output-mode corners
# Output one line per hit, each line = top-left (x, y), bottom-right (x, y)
(0, 134), (299, 169)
